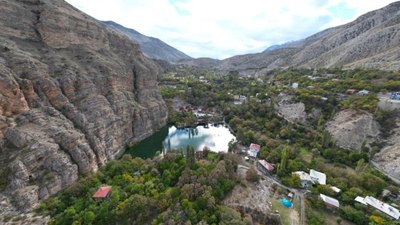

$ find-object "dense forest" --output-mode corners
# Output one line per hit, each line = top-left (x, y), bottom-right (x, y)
(37, 150), (254, 225)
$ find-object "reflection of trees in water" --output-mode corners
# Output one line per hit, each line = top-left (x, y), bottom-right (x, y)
(187, 127), (198, 139)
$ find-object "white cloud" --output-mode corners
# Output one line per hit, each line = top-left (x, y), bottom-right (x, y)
(65, 0), (397, 59)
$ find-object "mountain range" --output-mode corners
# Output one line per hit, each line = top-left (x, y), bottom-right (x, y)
(106, 1), (400, 73)
(215, 1), (400, 73)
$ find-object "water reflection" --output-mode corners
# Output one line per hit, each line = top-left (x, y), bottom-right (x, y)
(163, 125), (235, 152)
(127, 124), (236, 159)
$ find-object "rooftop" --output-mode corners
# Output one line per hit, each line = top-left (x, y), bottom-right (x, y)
(330, 186), (341, 193)
(310, 169), (326, 185)
(320, 194), (340, 208)
(357, 196), (400, 220)
(249, 143), (261, 152)
(258, 160), (274, 171)
(293, 171), (312, 181)
(92, 186), (112, 199)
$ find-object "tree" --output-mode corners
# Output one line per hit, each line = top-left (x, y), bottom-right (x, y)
(246, 167), (260, 183)
(277, 147), (289, 176)
(186, 145), (196, 169)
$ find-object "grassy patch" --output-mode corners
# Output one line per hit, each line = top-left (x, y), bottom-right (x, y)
(271, 198), (294, 225)
(300, 148), (312, 163)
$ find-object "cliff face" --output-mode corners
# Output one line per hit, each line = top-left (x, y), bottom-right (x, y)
(0, 0), (167, 211)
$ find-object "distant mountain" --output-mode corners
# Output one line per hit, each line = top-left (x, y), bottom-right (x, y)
(217, 1), (400, 73)
(264, 40), (304, 52)
(103, 21), (191, 63)
(178, 57), (221, 68)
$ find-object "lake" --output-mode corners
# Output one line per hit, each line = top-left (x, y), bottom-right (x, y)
(126, 124), (236, 159)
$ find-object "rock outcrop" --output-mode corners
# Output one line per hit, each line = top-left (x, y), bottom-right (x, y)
(326, 109), (380, 150)
(373, 114), (400, 183)
(0, 0), (167, 211)
(275, 93), (308, 124)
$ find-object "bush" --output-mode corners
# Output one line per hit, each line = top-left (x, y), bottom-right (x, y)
(245, 167), (260, 183)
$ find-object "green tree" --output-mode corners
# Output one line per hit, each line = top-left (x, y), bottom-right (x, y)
(186, 145), (196, 169)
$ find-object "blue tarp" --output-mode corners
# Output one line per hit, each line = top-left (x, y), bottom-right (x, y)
(280, 198), (293, 208)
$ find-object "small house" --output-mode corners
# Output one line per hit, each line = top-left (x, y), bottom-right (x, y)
(93, 186), (112, 200)
(292, 82), (299, 89)
(346, 89), (357, 95)
(293, 171), (313, 189)
(358, 89), (370, 96)
(248, 143), (261, 158)
(257, 160), (274, 175)
(320, 194), (340, 209)
(330, 186), (341, 194)
(310, 169), (326, 185)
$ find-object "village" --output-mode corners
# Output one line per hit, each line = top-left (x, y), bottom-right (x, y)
(79, 68), (400, 225)
(240, 141), (400, 224)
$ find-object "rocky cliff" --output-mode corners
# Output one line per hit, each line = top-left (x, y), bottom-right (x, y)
(373, 112), (400, 184)
(103, 21), (191, 63)
(0, 0), (167, 211)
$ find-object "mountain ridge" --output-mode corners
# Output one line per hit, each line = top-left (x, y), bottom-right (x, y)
(177, 1), (400, 73)
(103, 21), (191, 63)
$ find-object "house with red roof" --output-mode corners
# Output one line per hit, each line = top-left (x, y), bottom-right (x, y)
(92, 186), (112, 200)
(248, 143), (261, 158)
(257, 159), (274, 175)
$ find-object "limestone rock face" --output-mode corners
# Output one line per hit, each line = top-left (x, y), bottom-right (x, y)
(326, 109), (380, 150)
(0, 0), (167, 211)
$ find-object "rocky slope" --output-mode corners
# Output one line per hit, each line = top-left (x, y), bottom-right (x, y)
(326, 109), (380, 150)
(215, 1), (400, 73)
(103, 21), (191, 63)
(373, 113), (400, 184)
(0, 0), (167, 211)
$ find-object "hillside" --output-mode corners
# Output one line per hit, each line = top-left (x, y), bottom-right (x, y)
(0, 0), (167, 212)
(207, 2), (400, 73)
(103, 21), (191, 63)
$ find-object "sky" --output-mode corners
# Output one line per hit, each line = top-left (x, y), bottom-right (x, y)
(65, 0), (397, 59)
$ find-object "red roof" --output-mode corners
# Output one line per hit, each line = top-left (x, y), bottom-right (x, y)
(258, 160), (274, 171)
(92, 186), (112, 198)
(249, 143), (261, 152)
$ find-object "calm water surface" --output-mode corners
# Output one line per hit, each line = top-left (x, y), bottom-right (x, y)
(127, 124), (236, 159)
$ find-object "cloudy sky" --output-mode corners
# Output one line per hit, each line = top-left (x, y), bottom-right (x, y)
(65, 0), (396, 59)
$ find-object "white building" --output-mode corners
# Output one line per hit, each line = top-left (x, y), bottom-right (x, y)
(355, 196), (400, 220)
(320, 194), (340, 208)
(358, 89), (370, 96)
(292, 82), (299, 89)
(293, 171), (313, 188)
(330, 186), (341, 193)
(310, 169), (327, 185)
